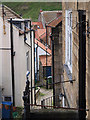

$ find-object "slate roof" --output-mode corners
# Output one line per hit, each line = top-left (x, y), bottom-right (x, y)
(35, 29), (46, 41)
(47, 16), (62, 28)
(38, 11), (62, 28)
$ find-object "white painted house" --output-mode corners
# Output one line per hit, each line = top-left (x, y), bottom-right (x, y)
(0, 5), (35, 106)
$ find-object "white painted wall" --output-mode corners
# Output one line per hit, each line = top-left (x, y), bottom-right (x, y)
(35, 43), (49, 73)
(2, 19), (12, 97)
(0, 17), (34, 106)
(0, 18), (3, 88)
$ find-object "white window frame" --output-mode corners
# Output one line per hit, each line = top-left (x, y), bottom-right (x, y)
(65, 10), (72, 73)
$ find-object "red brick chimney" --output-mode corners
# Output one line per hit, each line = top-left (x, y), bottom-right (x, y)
(40, 9), (43, 13)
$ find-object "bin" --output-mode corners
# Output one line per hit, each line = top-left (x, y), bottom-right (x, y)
(2, 101), (12, 119)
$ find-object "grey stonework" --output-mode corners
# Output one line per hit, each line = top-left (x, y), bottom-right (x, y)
(52, 23), (62, 106)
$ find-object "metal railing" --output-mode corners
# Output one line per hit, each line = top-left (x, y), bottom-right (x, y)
(41, 95), (60, 109)
(41, 96), (53, 109)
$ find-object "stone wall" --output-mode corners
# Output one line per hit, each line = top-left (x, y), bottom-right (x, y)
(62, 2), (90, 119)
(39, 59), (45, 85)
(52, 22), (62, 106)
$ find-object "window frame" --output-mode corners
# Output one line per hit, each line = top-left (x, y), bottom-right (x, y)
(65, 10), (72, 73)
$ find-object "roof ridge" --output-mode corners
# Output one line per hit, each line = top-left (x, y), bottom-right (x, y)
(47, 15), (62, 25)
(46, 16), (57, 25)
(41, 11), (62, 13)
(35, 40), (51, 55)
(39, 32), (46, 38)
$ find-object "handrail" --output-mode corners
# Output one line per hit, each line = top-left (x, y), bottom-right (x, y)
(41, 94), (60, 109)
(30, 79), (76, 89)
(29, 104), (89, 111)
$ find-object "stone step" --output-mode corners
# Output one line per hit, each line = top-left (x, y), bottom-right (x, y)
(29, 109), (79, 120)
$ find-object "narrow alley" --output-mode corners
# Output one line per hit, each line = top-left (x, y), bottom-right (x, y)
(0, 2), (90, 120)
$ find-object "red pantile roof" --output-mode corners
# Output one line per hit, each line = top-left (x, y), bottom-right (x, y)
(47, 16), (62, 28)
(35, 28), (51, 54)
(38, 11), (62, 28)
(39, 55), (52, 66)
(35, 29), (46, 41)
(32, 22), (43, 29)
(35, 39), (51, 55)
(40, 32), (46, 41)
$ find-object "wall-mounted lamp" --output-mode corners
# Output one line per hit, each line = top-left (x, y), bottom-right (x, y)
(59, 93), (65, 101)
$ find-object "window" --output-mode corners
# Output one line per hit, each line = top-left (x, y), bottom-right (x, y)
(65, 10), (72, 73)
(37, 25), (40, 29)
(13, 21), (22, 29)
(26, 51), (29, 71)
(25, 21), (28, 28)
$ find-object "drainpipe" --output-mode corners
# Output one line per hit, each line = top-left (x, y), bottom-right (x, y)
(33, 30), (36, 105)
(46, 25), (48, 89)
(30, 21), (33, 105)
(77, 0), (78, 10)
(62, 96), (65, 107)
(50, 34), (55, 107)
(52, 39), (55, 107)
(36, 42), (38, 82)
(78, 10), (86, 120)
(10, 18), (15, 106)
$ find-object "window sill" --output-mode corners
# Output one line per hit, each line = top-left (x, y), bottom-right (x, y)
(64, 64), (73, 83)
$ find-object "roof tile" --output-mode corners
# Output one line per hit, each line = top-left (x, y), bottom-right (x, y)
(47, 16), (62, 28)
(39, 55), (52, 66)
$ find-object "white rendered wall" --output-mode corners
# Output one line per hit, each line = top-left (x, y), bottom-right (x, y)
(0, 17), (34, 106)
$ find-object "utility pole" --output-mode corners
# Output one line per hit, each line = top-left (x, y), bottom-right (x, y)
(10, 18), (15, 106)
